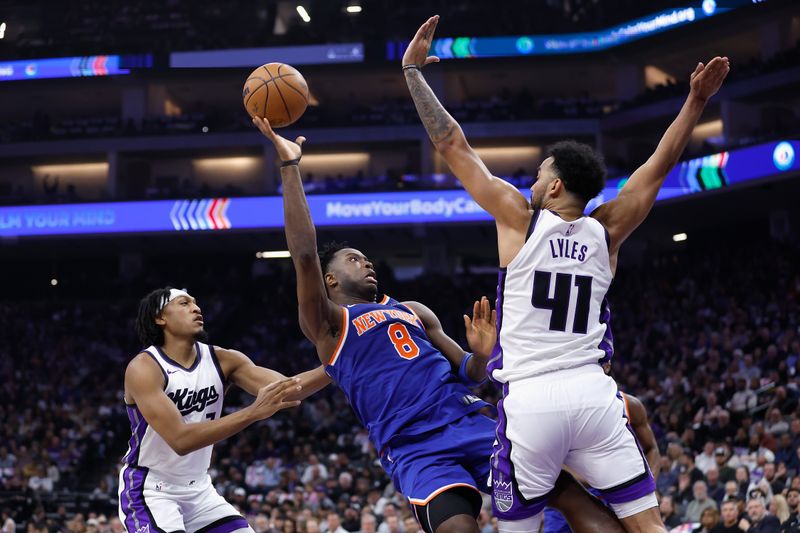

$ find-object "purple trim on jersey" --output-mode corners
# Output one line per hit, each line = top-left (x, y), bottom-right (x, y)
(155, 342), (202, 372)
(208, 344), (227, 385)
(194, 516), (250, 533)
(123, 405), (148, 466)
(488, 209), (539, 382)
(597, 297), (614, 365)
(143, 350), (169, 390)
(486, 268), (507, 381)
(120, 466), (153, 533)
(525, 208), (542, 241)
(491, 383), (550, 520)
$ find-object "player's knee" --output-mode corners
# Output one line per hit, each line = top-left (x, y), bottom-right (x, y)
(435, 514), (479, 533)
(610, 493), (658, 520)
(616, 496), (664, 533)
(497, 513), (542, 533)
(418, 486), (482, 533)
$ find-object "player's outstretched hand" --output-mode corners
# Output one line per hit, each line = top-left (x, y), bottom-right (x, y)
(248, 377), (302, 421)
(402, 15), (441, 69)
(464, 296), (497, 358)
(689, 56), (730, 102)
(252, 116), (306, 163)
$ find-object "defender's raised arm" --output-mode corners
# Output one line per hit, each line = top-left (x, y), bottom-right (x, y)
(592, 57), (730, 259)
(403, 16), (530, 232)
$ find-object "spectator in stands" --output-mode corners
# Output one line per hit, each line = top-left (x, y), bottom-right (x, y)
(683, 451), (706, 484)
(698, 442), (718, 474)
(768, 495), (789, 526)
(301, 454), (329, 485)
(661, 494), (683, 529)
(689, 481), (720, 523)
(708, 468), (726, 504)
(712, 500), (744, 533)
(404, 516), (422, 533)
(740, 497), (780, 533)
(766, 409), (789, 436)
(358, 513), (378, 533)
(717, 447), (738, 484)
(775, 434), (799, 473)
(725, 481), (743, 502)
(737, 467), (752, 498)
(782, 488), (800, 531)
(323, 512), (348, 533)
(762, 463), (786, 496)
(377, 515), (402, 533)
(696, 508), (721, 532)
(1, 510), (15, 533)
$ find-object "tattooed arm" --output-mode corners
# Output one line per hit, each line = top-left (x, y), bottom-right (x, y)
(403, 16), (529, 230)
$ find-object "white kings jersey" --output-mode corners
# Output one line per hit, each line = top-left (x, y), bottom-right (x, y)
(488, 209), (614, 383)
(122, 342), (225, 477)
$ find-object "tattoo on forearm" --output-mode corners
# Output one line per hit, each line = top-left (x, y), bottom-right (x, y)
(404, 69), (456, 144)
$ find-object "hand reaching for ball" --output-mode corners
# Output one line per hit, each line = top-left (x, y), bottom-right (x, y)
(253, 116), (305, 163)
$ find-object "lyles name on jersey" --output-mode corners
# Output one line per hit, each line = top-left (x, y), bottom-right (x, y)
(549, 237), (589, 262)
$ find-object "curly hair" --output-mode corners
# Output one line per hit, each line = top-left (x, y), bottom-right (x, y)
(319, 241), (350, 274)
(547, 140), (607, 204)
(135, 287), (172, 347)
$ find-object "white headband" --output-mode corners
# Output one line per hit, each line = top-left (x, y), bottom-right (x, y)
(159, 288), (192, 312)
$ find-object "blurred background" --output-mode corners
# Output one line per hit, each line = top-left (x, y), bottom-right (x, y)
(0, 0), (799, 532)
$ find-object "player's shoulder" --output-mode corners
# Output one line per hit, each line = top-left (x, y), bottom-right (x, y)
(125, 350), (165, 386)
(210, 345), (249, 364)
(398, 300), (436, 328)
(127, 349), (155, 369)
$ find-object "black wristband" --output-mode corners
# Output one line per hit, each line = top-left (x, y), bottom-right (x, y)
(402, 64), (421, 71)
(280, 158), (301, 168)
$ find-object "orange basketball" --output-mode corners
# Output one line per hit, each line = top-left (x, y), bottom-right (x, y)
(242, 63), (309, 128)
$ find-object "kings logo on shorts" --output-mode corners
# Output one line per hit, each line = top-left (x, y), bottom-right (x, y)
(493, 477), (513, 512)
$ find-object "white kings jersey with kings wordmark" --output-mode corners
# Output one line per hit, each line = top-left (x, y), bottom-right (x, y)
(122, 342), (225, 477)
(489, 209), (614, 383)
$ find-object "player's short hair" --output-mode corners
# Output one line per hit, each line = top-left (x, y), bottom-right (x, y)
(136, 287), (173, 347)
(319, 241), (350, 274)
(546, 140), (607, 205)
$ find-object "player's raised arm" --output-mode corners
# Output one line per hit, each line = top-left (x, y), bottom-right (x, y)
(404, 298), (494, 386)
(125, 353), (301, 456)
(592, 57), (730, 256)
(402, 16), (529, 231)
(253, 117), (343, 360)
(215, 346), (331, 401)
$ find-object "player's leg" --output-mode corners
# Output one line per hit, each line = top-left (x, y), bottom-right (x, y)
(564, 374), (664, 533)
(118, 466), (186, 533)
(386, 415), (492, 533)
(547, 471), (626, 533)
(617, 506), (666, 533)
(181, 475), (253, 533)
(491, 382), (569, 533)
(411, 486), (482, 533)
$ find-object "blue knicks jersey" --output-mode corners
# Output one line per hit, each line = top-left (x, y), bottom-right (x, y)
(326, 295), (489, 452)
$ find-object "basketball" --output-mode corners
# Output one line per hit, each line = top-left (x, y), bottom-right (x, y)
(242, 63), (309, 128)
